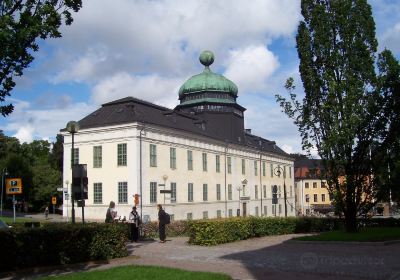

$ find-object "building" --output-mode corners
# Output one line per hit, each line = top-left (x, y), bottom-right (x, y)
(61, 51), (295, 222)
(294, 158), (334, 215)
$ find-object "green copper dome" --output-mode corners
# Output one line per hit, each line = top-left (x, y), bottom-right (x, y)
(178, 51), (238, 99)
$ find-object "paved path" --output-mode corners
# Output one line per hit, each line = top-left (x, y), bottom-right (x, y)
(4, 234), (400, 280)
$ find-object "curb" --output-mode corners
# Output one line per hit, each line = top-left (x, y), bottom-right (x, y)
(287, 239), (400, 246)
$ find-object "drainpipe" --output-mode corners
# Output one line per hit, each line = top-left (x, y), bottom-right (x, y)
(224, 143), (228, 217)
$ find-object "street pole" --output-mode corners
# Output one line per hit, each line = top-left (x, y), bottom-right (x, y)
(66, 121), (80, 224)
(274, 166), (287, 217)
(1, 168), (8, 217)
(13, 195), (16, 223)
(65, 180), (69, 222)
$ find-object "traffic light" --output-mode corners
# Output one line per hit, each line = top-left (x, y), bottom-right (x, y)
(272, 185), (278, 204)
(134, 194), (139, 205)
(72, 164), (88, 200)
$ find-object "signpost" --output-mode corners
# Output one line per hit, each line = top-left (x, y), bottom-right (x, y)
(52, 196), (57, 215)
(5, 178), (23, 222)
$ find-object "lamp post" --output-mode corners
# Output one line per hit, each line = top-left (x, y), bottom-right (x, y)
(274, 166), (287, 217)
(162, 175), (168, 204)
(66, 121), (80, 224)
(236, 186), (242, 216)
(1, 168), (9, 217)
(65, 180), (70, 222)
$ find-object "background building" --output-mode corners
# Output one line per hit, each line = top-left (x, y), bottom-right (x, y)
(294, 157), (333, 215)
(62, 51), (295, 222)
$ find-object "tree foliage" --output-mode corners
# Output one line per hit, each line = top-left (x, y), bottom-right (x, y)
(276, 0), (400, 231)
(0, 0), (82, 116)
(0, 133), (63, 211)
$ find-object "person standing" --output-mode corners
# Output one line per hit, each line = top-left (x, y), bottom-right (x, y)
(158, 204), (167, 243)
(105, 201), (116, 223)
(129, 206), (140, 242)
(44, 207), (49, 219)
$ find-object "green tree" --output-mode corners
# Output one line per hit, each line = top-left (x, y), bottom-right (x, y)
(0, 0), (82, 116)
(276, 0), (399, 231)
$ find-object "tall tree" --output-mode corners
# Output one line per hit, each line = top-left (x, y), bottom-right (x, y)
(0, 0), (82, 116)
(276, 0), (399, 231)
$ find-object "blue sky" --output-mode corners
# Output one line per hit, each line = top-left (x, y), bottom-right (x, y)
(1, 0), (399, 155)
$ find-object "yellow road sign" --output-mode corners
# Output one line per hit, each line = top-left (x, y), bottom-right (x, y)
(5, 178), (23, 195)
(52, 196), (57, 205)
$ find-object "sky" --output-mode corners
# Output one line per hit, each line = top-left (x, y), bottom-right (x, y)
(1, 0), (399, 155)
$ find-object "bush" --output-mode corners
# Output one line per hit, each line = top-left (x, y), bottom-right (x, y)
(141, 220), (189, 239)
(0, 223), (128, 272)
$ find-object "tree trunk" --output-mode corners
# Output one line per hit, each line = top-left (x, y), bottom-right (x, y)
(344, 204), (358, 232)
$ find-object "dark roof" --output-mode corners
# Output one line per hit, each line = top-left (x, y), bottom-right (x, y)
(75, 96), (290, 158)
(294, 158), (323, 179)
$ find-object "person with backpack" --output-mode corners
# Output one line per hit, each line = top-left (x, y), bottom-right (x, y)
(157, 204), (169, 243)
(129, 206), (141, 242)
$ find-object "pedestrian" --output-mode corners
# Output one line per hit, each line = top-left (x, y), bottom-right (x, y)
(105, 201), (116, 223)
(44, 206), (49, 219)
(158, 204), (167, 243)
(129, 206), (141, 242)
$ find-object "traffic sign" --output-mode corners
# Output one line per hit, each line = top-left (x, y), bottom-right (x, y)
(65, 193), (70, 200)
(52, 196), (57, 205)
(57, 187), (63, 192)
(5, 178), (23, 195)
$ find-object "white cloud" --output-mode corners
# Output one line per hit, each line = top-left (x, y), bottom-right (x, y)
(224, 45), (280, 93)
(91, 72), (183, 108)
(5, 98), (95, 143)
(381, 22), (400, 53)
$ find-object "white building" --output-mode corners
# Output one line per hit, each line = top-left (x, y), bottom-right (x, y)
(62, 51), (295, 222)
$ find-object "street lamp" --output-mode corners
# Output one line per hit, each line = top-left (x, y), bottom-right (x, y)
(236, 185), (242, 216)
(66, 120), (80, 224)
(65, 180), (70, 222)
(162, 175), (168, 204)
(1, 168), (9, 217)
(274, 166), (287, 217)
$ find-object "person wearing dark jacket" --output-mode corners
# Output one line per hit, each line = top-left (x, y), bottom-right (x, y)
(129, 206), (141, 242)
(158, 204), (167, 243)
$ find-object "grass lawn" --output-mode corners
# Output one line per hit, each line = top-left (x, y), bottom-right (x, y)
(0, 216), (39, 224)
(295, 227), (400, 242)
(41, 265), (231, 280)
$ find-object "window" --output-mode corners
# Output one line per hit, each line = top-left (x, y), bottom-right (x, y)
(313, 182), (317, 188)
(202, 153), (207, 171)
(277, 165), (281, 177)
(93, 146), (102, 168)
(290, 186), (293, 197)
(187, 150), (193, 170)
(228, 209), (233, 217)
(117, 144), (127, 166)
(278, 185), (281, 198)
(203, 211), (208, 219)
(171, 182), (177, 203)
(262, 162), (266, 176)
(321, 181), (326, 188)
(216, 184), (221, 201)
(263, 185), (267, 198)
(71, 148), (79, 165)
(254, 160), (258, 176)
(150, 182), (157, 203)
(228, 184), (232, 200)
(216, 155), (220, 172)
(264, 206), (267, 216)
(188, 183), (193, 202)
(227, 157), (232, 173)
(255, 185), (258, 199)
(150, 144), (157, 167)
(322, 194), (326, 202)
(283, 166), (286, 178)
(93, 183), (102, 204)
(270, 163), (273, 177)
(118, 182), (128, 204)
(217, 210), (222, 218)
(305, 182), (309, 188)
(329, 193), (334, 201)
(272, 204), (276, 216)
(279, 204), (282, 214)
(170, 148), (176, 169)
(203, 184), (208, 201)
(305, 194), (309, 202)
(291, 204), (294, 212)
(289, 166), (292, 178)
(187, 213), (193, 220)
(314, 194), (318, 202)
(169, 214), (175, 222)
(306, 209), (310, 215)
(241, 159), (245, 174)
(255, 207), (259, 217)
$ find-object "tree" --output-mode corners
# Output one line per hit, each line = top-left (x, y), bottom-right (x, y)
(0, 0), (82, 116)
(276, 0), (400, 232)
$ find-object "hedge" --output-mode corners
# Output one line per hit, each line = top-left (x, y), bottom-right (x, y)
(187, 217), (399, 246)
(0, 223), (128, 272)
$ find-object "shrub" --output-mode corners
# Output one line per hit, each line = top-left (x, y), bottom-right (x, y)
(141, 220), (189, 239)
(0, 223), (128, 272)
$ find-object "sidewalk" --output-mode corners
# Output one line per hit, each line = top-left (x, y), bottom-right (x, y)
(4, 234), (400, 280)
